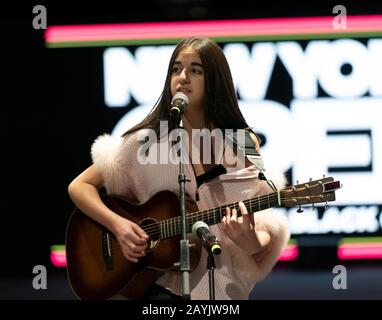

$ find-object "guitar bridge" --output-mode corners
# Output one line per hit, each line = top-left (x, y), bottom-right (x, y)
(102, 231), (114, 271)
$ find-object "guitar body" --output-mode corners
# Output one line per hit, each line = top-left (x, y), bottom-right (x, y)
(65, 191), (200, 300)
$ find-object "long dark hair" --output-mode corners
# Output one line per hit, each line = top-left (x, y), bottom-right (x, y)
(123, 37), (249, 137)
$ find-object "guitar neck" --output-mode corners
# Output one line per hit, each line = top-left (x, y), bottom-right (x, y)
(158, 191), (280, 240)
(140, 177), (340, 240)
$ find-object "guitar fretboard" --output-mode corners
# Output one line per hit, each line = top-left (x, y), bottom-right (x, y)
(140, 177), (339, 241)
(146, 191), (282, 240)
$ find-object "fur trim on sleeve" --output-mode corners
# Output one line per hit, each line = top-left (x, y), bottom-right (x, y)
(251, 209), (290, 281)
(251, 168), (290, 281)
(91, 134), (122, 170)
(91, 133), (126, 194)
(230, 167), (290, 288)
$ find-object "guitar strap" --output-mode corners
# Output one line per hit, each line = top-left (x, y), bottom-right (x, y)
(226, 128), (278, 192)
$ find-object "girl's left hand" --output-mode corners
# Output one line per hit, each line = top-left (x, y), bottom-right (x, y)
(221, 201), (261, 255)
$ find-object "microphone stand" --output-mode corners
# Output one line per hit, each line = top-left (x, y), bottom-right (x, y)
(174, 116), (191, 300)
(207, 252), (216, 300)
(191, 221), (221, 300)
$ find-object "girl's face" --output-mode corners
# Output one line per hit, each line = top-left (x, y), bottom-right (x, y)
(170, 46), (205, 113)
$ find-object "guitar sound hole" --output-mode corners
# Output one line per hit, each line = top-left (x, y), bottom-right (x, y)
(140, 218), (160, 250)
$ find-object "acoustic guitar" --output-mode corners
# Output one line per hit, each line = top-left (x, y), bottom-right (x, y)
(65, 176), (341, 299)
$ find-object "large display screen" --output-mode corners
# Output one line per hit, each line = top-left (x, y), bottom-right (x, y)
(46, 16), (382, 241)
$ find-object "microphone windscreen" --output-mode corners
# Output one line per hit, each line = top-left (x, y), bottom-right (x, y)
(191, 221), (209, 237)
(171, 92), (189, 105)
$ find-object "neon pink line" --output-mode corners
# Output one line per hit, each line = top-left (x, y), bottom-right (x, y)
(50, 252), (67, 267)
(45, 15), (382, 43)
(338, 244), (382, 260)
(48, 243), (382, 266)
(48, 248), (298, 267)
(278, 245), (298, 261)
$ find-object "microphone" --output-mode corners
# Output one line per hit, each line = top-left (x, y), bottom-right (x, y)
(170, 92), (189, 118)
(192, 221), (222, 255)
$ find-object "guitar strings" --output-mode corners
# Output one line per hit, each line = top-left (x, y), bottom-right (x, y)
(136, 181), (330, 237)
(140, 193), (321, 238)
(127, 181), (328, 237)
(141, 193), (314, 237)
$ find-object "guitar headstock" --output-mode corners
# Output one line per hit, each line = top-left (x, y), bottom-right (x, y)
(281, 177), (341, 208)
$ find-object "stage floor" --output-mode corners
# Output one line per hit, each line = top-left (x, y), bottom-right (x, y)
(1, 263), (381, 300)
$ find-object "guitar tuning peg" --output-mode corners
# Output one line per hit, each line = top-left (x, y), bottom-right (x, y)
(323, 174), (326, 178)
(325, 201), (329, 209)
(297, 205), (304, 213)
(309, 177), (313, 182)
(311, 203), (315, 210)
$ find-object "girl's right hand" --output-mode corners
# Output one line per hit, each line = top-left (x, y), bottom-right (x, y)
(112, 217), (149, 263)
